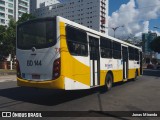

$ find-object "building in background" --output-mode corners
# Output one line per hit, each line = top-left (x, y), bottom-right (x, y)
(142, 31), (157, 53)
(31, 0), (109, 34)
(30, 0), (63, 14)
(14, 0), (30, 21)
(0, 0), (30, 26)
(0, 0), (14, 25)
(142, 31), (157, 63)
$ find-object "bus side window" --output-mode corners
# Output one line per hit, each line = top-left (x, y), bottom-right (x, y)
(134, 49), (139, 61)
(113, 42), (121, 59)
(129, 47), (135, 60)
(100, 37), (112, 58)
(66, 26), (88, 56)
(81, 44), (87, 55)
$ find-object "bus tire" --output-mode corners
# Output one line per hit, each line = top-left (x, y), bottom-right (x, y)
(105, 73), (113, 91)
(133, 70), (138, 81)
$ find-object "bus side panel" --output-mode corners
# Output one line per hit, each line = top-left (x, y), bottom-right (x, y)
(128, 68), (140, 79)
(59, 22), (90, 90)
(100, 58), (123, 84)
(112, 70), (123, 83)
(138, 68), (140, 76)
(100, 70), (123, 85)
(128, 69), (136, 79)
(100, 70), (107, 86)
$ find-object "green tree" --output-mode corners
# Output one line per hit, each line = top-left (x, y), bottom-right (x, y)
(0, 13), (35, 61)
(1, 19), (16, 58)
(0, 25), (7, 60)
(17, 13), (35, 24)
(150, 36), (160, 53)
(0, 25), (6, 44)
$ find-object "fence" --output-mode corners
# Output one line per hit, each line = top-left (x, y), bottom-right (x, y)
(0, 61), (16, 70)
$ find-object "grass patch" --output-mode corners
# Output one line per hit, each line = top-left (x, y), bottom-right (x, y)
(0, 69), (16, 73)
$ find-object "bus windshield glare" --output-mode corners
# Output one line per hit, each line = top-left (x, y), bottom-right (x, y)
(17, 19), (56, 49)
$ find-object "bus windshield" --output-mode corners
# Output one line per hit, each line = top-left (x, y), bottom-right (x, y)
(17, 18), (56, 49)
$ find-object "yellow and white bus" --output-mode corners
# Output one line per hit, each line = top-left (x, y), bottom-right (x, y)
(16, 16), (142, 90)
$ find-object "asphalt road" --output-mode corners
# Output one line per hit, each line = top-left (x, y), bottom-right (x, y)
(0, 70), (160, 120)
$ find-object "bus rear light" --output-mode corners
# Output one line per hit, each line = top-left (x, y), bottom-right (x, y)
(16, 60), (21, 78)
(52, 58), (61, 79)
(55, 60), (60, 65)
(54, 67), (60, 72)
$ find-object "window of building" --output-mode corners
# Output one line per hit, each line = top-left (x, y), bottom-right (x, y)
(8, 15), (13, 19)
(0, 1), (5, 5)
(0, 19), (5, 24)
(8, 3), (13, 8)
(0, 6), (5, 11)
(0, 13), (5, 18)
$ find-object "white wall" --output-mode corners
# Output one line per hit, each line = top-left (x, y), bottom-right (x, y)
(0, 0), (14, 26)
(32, 0), (108, 34)
(30, 0), (61, 14)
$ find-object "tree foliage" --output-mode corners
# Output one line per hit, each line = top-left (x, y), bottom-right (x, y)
(0, 19), (16, 58)
(17, 13), (35, 24)
(0, 25), (7, 60)
(150, 36), (160, 53)
(0, 13), (35, 61)
(0, 25), (6, 44)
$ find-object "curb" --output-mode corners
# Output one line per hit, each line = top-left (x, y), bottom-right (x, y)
(143, 69), (160, 77)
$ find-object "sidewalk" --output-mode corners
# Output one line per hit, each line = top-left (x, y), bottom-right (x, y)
(0, 69), (16, 76)
(0, 75), (16, 82)
(143, 69), (160, 77)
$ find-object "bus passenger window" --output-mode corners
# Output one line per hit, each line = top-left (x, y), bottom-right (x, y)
(134, 49), (139, 61)
(113, 42), (121, 59)
(129, 47), (135, 60)
(100, 37), (112, 58)
(66, 26), (88, 56)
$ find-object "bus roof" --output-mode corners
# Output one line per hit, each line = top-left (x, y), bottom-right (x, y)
(57, 16), (142, 51)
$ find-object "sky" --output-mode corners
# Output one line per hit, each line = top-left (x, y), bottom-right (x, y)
(108, 0), (160, 40)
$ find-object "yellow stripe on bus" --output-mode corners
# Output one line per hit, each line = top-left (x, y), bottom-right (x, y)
(60, 22), (90, 86)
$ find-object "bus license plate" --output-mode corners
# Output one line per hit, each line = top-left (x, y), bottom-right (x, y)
(32, 74), (40, 79)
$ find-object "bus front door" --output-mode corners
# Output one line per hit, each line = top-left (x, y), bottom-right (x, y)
(122, 46), (129, 80)
(88, 35), (100, 87)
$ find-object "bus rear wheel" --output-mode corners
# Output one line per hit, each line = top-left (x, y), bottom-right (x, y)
(133, 70), (138, 81)
(105, 73), (113, 91)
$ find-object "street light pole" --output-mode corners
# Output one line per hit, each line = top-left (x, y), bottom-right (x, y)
(109, 25), (124, 38)
(154, 26), (160, 29)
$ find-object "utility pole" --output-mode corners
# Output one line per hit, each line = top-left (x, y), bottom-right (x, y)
(107, 25), (124, 38)
(154, 26), (160, 29)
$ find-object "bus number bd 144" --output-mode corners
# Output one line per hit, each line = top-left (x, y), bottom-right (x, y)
(27, 60), (42, 66)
